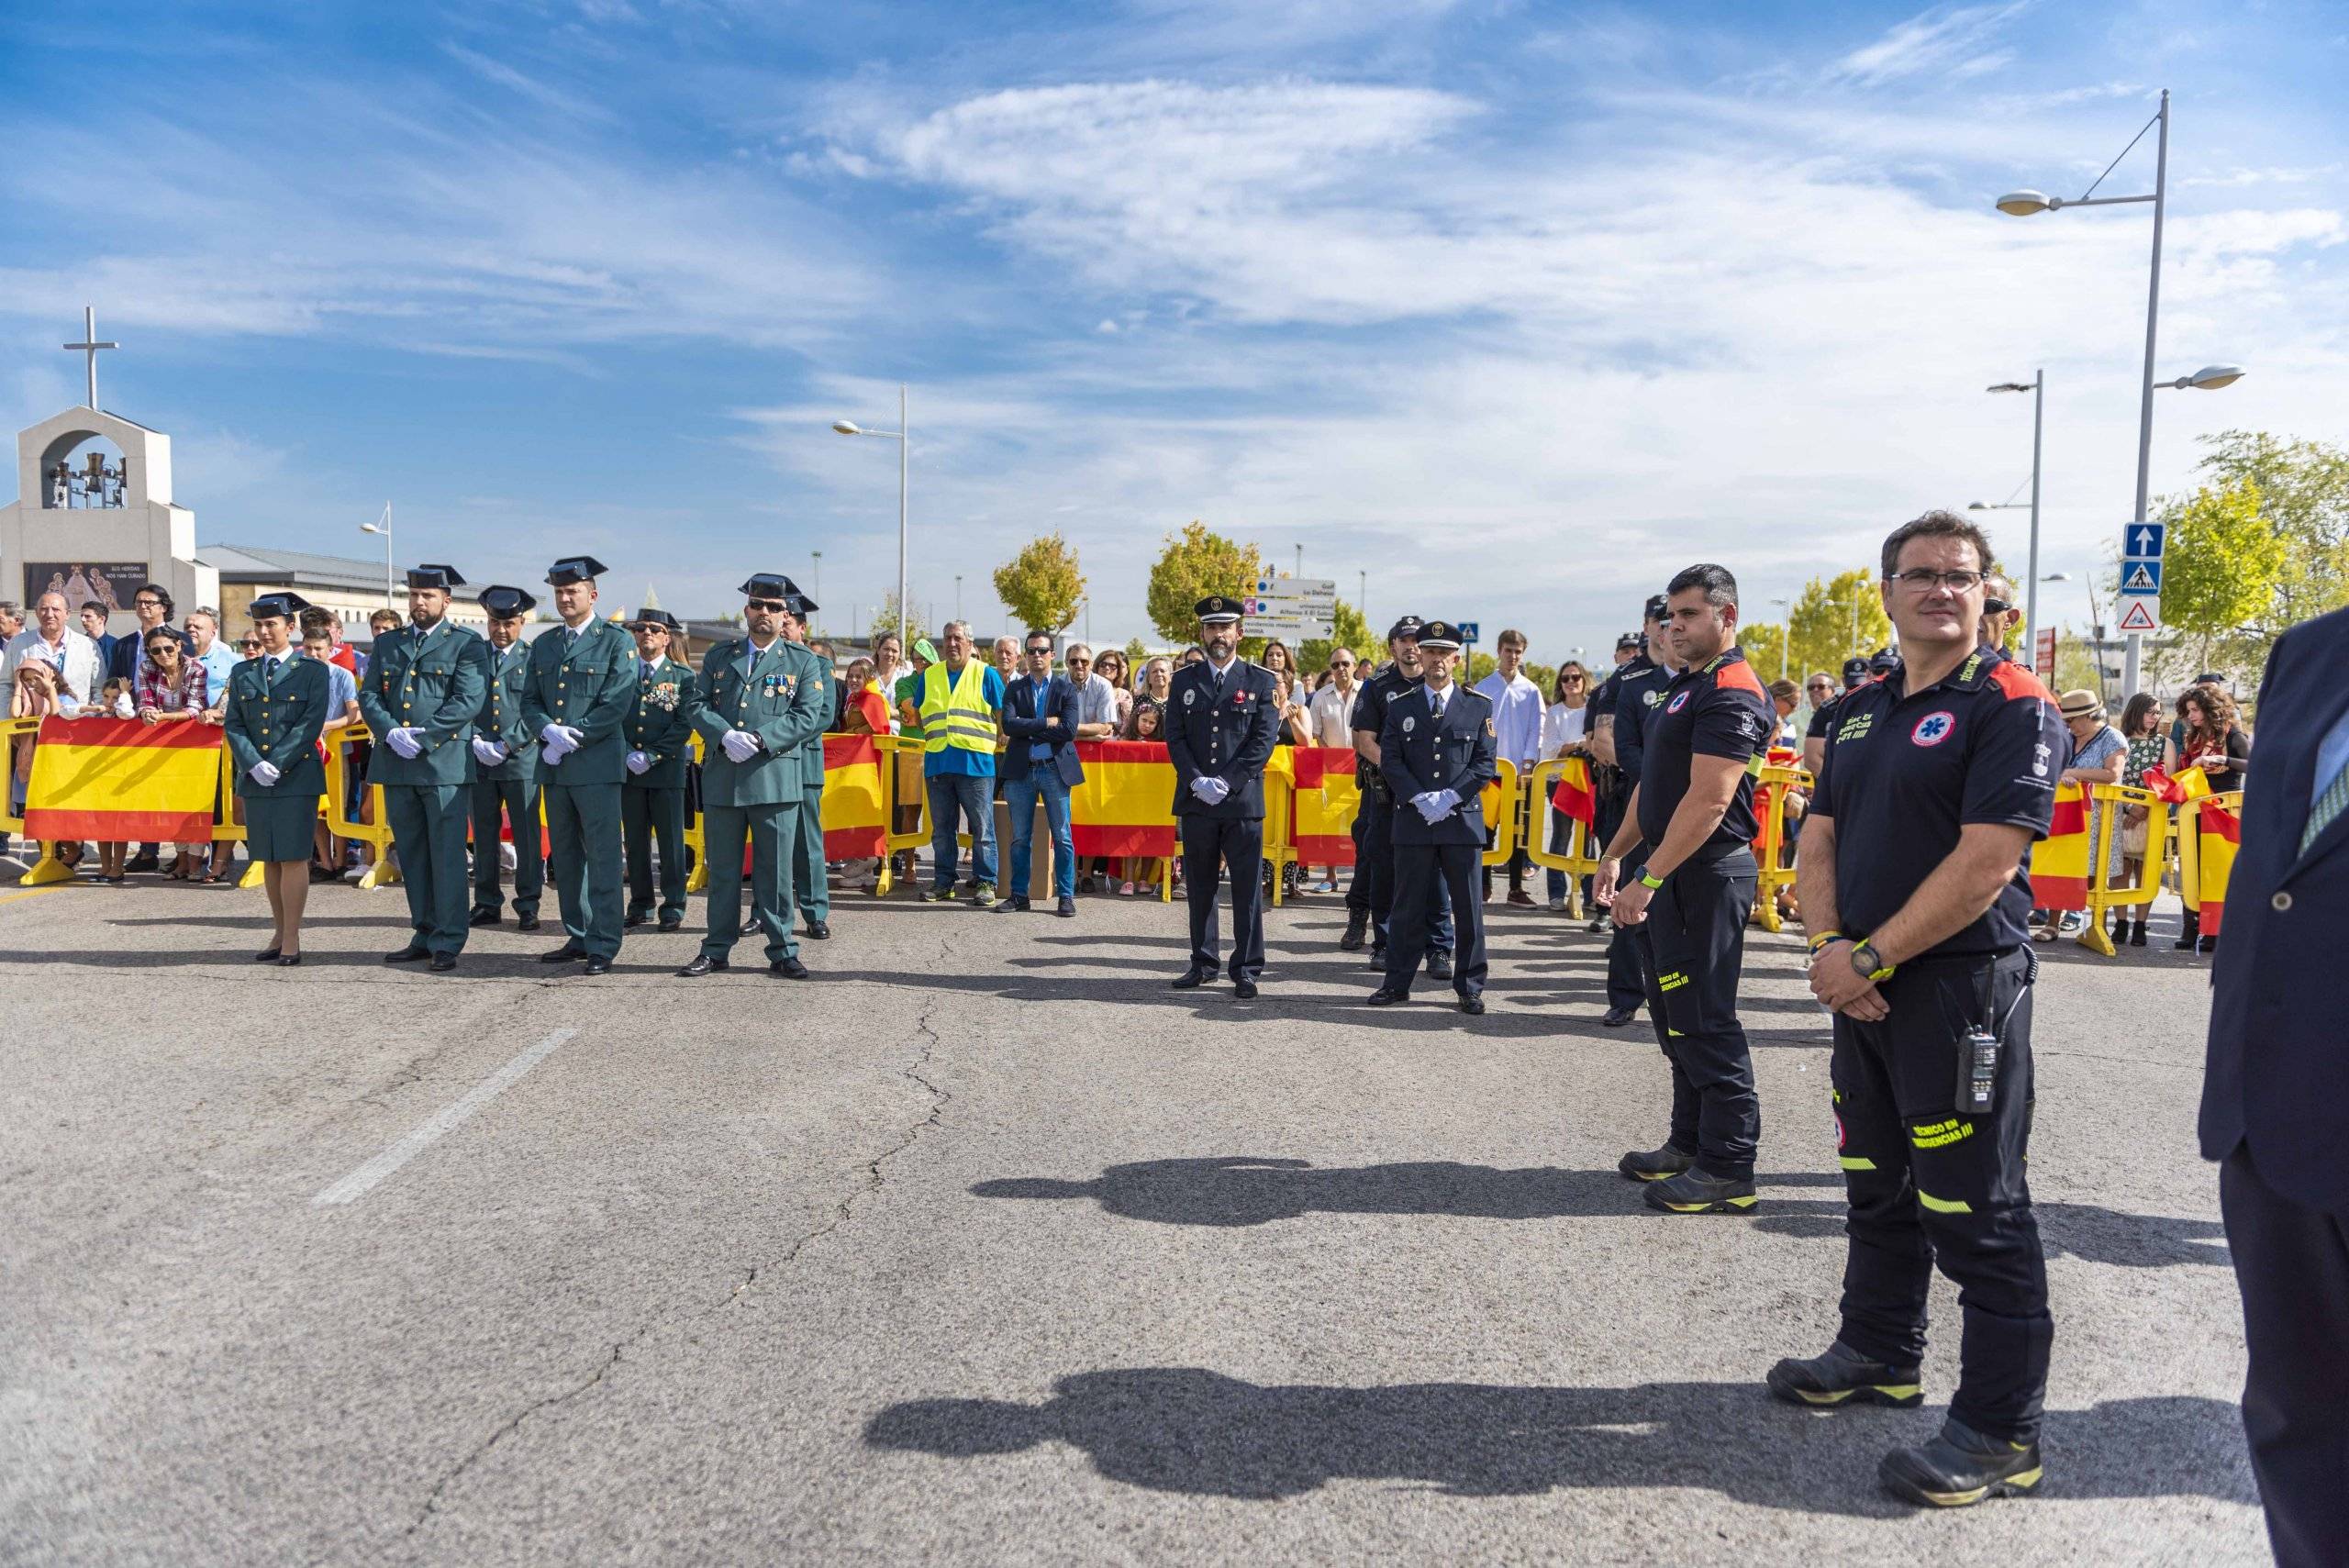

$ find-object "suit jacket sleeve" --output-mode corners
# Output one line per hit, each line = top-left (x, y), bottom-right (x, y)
(573, 629), (638, 745)
(425, 637), (490, 744)
(1380, 698), (1431, 801)
(1466, 700), (1499, 793)
(1003, 678), (1048, 739)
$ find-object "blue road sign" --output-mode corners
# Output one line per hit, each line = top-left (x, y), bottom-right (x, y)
(2119, 560), (2165, 595)
(2124, 522), (2167, 558)
(1455, 621), (1480, 645)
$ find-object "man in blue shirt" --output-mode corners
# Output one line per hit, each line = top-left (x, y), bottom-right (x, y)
(184, 607), (239, 707)
(913, 620), (1007, 904)
(999, 631), (1085, 916)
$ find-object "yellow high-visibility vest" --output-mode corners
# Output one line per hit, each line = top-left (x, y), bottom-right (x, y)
(918, 660), (996, 759)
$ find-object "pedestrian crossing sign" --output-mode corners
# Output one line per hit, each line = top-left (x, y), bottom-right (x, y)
(2116, 598), (2162, 633)
(2121, 561), (2163, 593)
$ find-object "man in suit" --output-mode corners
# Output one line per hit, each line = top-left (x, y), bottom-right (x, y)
(1165, 595), (1281, 999)
(359, 565), (491, 973)
(468, 586), (544, 931)
(620, 607), (697, 934)
(678, 574), (830, 979)
(777, 589), (837, 940)
(1369, 621), (1497, 1015)
(999, 629), (1085, 917)
(2201, 602), (2349, 1566)
(520, 556), (639, 974)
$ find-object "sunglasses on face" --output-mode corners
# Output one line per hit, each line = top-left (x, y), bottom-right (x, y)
(745, 598), (787, 612)
(1026, 646), (1052, 657)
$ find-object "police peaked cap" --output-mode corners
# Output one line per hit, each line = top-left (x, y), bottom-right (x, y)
(1615, 630), (1643, 651)
(1644, 594), (1671, 623)
(406, 563), (466, 590)
(1868, 649), (1900, 674)
(477, 584), (537, 617)
(1194, 595), (1244, 624)
(545, 556), (609, 586)
(628, 607), (683, 631)
(1417, 620), (1464, 651)
(1386, 615), (1425, 643)
(1840, 656), (1871, 684)
(247, 592), (312, 620)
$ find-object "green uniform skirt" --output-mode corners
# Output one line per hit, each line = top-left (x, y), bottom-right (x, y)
(242, 794), (320, 862)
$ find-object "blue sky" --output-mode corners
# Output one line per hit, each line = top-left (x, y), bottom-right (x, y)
(4, 0), (2343, 653)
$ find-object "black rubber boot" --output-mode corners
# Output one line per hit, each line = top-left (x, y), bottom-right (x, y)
(1879, 1418), (2044, 1508)
(1339, 910), (1368, 951)
(1766, 1340), (1924, 1410)
(2173, 909), (2200, 950)
(1617, 1142), (1694, 1183)
(1642, 1168), (1758, 1213)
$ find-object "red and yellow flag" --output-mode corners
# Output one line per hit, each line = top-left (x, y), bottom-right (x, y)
(820, 734), (887, 858)
(2196, 798), (2242, 936)
(24, 717), (221, 843)
(1549, 756), (1596, 828)
(1068, 741), (1179, 858)
(1286, 746), (1360, 864)
(2032, 781), (2091, 911)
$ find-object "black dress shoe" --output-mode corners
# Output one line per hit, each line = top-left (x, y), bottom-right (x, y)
(657, 917), (684, 933)
(1055, 896), (1076, 917)
(124, 853), (161, 874)
(1367, 987), (1408, 1006)
(468, 908), (500, 928)
(804, 920), (830, 940)
(584, 954), (612, 975)
(1339, 911), (1368, 951)
(677, 954), (729, 976)
(1426, 952), (1454, 982)
(1601, 1005), (1639, 1027)
(999, 897), (1031, 913)
(275, 952), (303, 966)
(1170, 970), (1210, 989)
(254, 946), (281, 962)
(429, 952), (458, 973)
(770, 956), (810, 979)
(624, 911), (648, 929)
(1459, 993), (1486, 1016)
(1232, 978), (1258, 1000)
(540, 942), (586, 963)
(384, 945), (430, 963)
(516, 915), (543, 932)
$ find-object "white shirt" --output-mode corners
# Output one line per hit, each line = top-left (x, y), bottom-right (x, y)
(1426, 681), (1453, 717)
(1542, 701), (1587, 758)
(1475, 669), (1545, 763)
(1071, 671), (1119, 732)
(3, 627), (101, 713)
(1307, 681), (1360, 748)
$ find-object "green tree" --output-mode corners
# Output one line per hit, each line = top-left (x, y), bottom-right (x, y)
(2155, 479), (2285, 673)
(1122, 635), (1150, 666)
(1737, 621), (1791, 685)
(992, 532), (1086, 638)
(2189, 430), (2349, 629)
(1145, 520), (1263, 645)
(1297, 597), (1374, 675)
(1464, 651), (1497, 684)
(1787, 569), (1890, 676)
(869, 592), (924, 649)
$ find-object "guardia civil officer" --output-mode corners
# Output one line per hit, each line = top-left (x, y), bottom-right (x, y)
(1772, 510), (2067, 1509)
(360, 564), (490, 973)
(678, 575), (829, 979)
(520, 556), (639, 974)
(620, 608), (696, 933)
(777, 589), (836, 940)
(468, 586), (544, 930)
(1346, 617), (1453, 980)
(224, 593), (332, 965)
(1591, 597), (1675, 1025)
(1596, 565), (1773, 1215)
(1165, 595), (1281, 999)
(1367, 622), (1497, 1014)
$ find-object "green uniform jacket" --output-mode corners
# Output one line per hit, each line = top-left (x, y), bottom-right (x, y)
(358, 618), (491, 787)
(798, 656), (835, 789)
(520, 619), (640, 787)
(692, 638), (829, 808)
(624, 655), (699, 790)
(222, 653), (331, 798)
(473, 640), (539, 783)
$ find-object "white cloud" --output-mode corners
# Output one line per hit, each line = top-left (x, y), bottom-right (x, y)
(1829, 2), (2031, 86)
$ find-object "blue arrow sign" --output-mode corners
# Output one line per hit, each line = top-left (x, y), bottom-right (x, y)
(2119, 560), (2164, 595)
(2125, 522), (2166, 558)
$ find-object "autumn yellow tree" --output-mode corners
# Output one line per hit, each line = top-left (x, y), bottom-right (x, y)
(992, 532), (1086, 638)
(1145, 521), (1263, 644)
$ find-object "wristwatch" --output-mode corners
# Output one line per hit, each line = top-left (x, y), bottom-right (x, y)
(1849, 941), (1895, 983)
(1635, 866), (1664, 889)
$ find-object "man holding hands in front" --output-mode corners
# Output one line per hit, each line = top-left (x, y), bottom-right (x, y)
(1165, 595), (1280, 999)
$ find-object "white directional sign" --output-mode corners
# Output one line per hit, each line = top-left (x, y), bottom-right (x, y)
(1243, 575), (1336, 638)
(2115, 597), (2163, 634)
(2120, 560), (2164, 594)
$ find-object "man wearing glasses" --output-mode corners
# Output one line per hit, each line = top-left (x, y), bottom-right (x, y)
(1306, 649), (1360, 747)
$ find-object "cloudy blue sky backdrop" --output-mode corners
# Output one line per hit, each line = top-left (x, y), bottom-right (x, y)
(3, 0), (2342, 650)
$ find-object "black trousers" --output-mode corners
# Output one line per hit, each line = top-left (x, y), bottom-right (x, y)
(1606, 837), (1650, 1011)
(1631, 851), (1760, 1179)
(2221, 1143), (2349, 1567)
(622, 784), (688, 923)
(1357, 792), (1452, 954)
(1181, 815), (1266, 981)
(1832, 948), (2049, 1444)
(1344, 787), (1372, 914)
(1386, 842), (1487, 997)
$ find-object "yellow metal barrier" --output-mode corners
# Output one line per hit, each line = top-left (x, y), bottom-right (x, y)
(2175, 787), (2244, 929)
(2072, 783), (2168, 956)
(1751, 762), (1810, 934)
(1482, 759), (1520, 870)
(321, 725), (399, 891)
(0, 715), (72, 885)
(685, 731), (911, 898)
(1521, 757), (1599, 919)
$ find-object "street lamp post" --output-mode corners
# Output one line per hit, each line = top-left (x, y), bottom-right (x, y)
(1976, 372), (2045, 652)
(1358, 571), (1367, 629)
(811, 550), (822, 628)
(832, 384), (908, 651)
(1768, 596), (1790, 681)
(359, 503), (394, 610)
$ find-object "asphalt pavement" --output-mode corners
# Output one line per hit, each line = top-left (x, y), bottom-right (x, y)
(0, 870), (2265, 1566)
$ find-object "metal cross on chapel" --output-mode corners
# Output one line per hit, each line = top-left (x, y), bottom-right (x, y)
(61, 306), (119, 409)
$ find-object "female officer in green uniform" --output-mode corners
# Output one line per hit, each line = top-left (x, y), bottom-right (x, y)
(224, 592), (333, 964)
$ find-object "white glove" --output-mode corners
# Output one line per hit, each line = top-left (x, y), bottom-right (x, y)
(626, 750), (651, 775)
(539, 723), (577, 762)
(249, 761), (281, 787)
(720, 729), (761, 764)
(1411, 791), (1444, 823)
(470, 737), (507, 768)
(385, 727), (424, 759)
(1190, 775), (1229, 804)
(1433, 788), (1462, 816)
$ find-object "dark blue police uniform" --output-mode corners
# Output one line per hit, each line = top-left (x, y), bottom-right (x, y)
(1600, 647), (1673, 1014)
(1165, 602), (1282, 989)
(1349, 628), (1453, 970)
(1373, 647), (1497, 1008)
(1803, 647), (2065, 1451)
(1629, 646), (1773, 1187)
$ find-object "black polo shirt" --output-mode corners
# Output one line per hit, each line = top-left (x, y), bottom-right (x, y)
(1608, 654), (1673, 784)
(1636, 647), (1773, 856)
(1810, 647), (2067, 957)
(1352, 660), (1423, 786)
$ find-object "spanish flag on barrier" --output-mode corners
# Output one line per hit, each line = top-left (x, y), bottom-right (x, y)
(24, 717), (220, 843)
(1068, 741), (1179, 858)
(820, 734), (887, 858)
(2032, 780), (2091, 911)
(2196, 799), (2241, 936)
(1287, 746), (1360, 864)
(1549, 756), (1596, 828)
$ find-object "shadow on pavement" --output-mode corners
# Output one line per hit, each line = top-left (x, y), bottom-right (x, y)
(865, 1367), (2256, 1511)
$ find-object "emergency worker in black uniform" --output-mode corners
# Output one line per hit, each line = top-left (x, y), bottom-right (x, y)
(1593, 598), (1676, 1026)
(1804, 655), (1874, 776)
(1347, 617), (1453, 980)
(1769, 510), (2067, 1510)
(1165, 596), (1281, 1000)
(1597, 565), (1774, 1215)
(1367, 622), (1497, 1014)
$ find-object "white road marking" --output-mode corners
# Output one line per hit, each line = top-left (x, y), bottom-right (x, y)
(313, 1028), (578, 1207)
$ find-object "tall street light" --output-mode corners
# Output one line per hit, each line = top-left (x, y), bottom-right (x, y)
(1768, 595), (1790, 681)
(359, 503), (394, 610)
(1996, 89), (2243, 695)
(811, 550), (822, 628)
(832, 384), (908, 650)
(1973, 370), (2044, 651)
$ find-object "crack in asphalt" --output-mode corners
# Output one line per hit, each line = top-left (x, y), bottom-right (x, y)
(402, 935), (958, 1539)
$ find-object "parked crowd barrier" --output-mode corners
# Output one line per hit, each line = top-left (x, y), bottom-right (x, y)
(1522, 756), (1600, 918)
